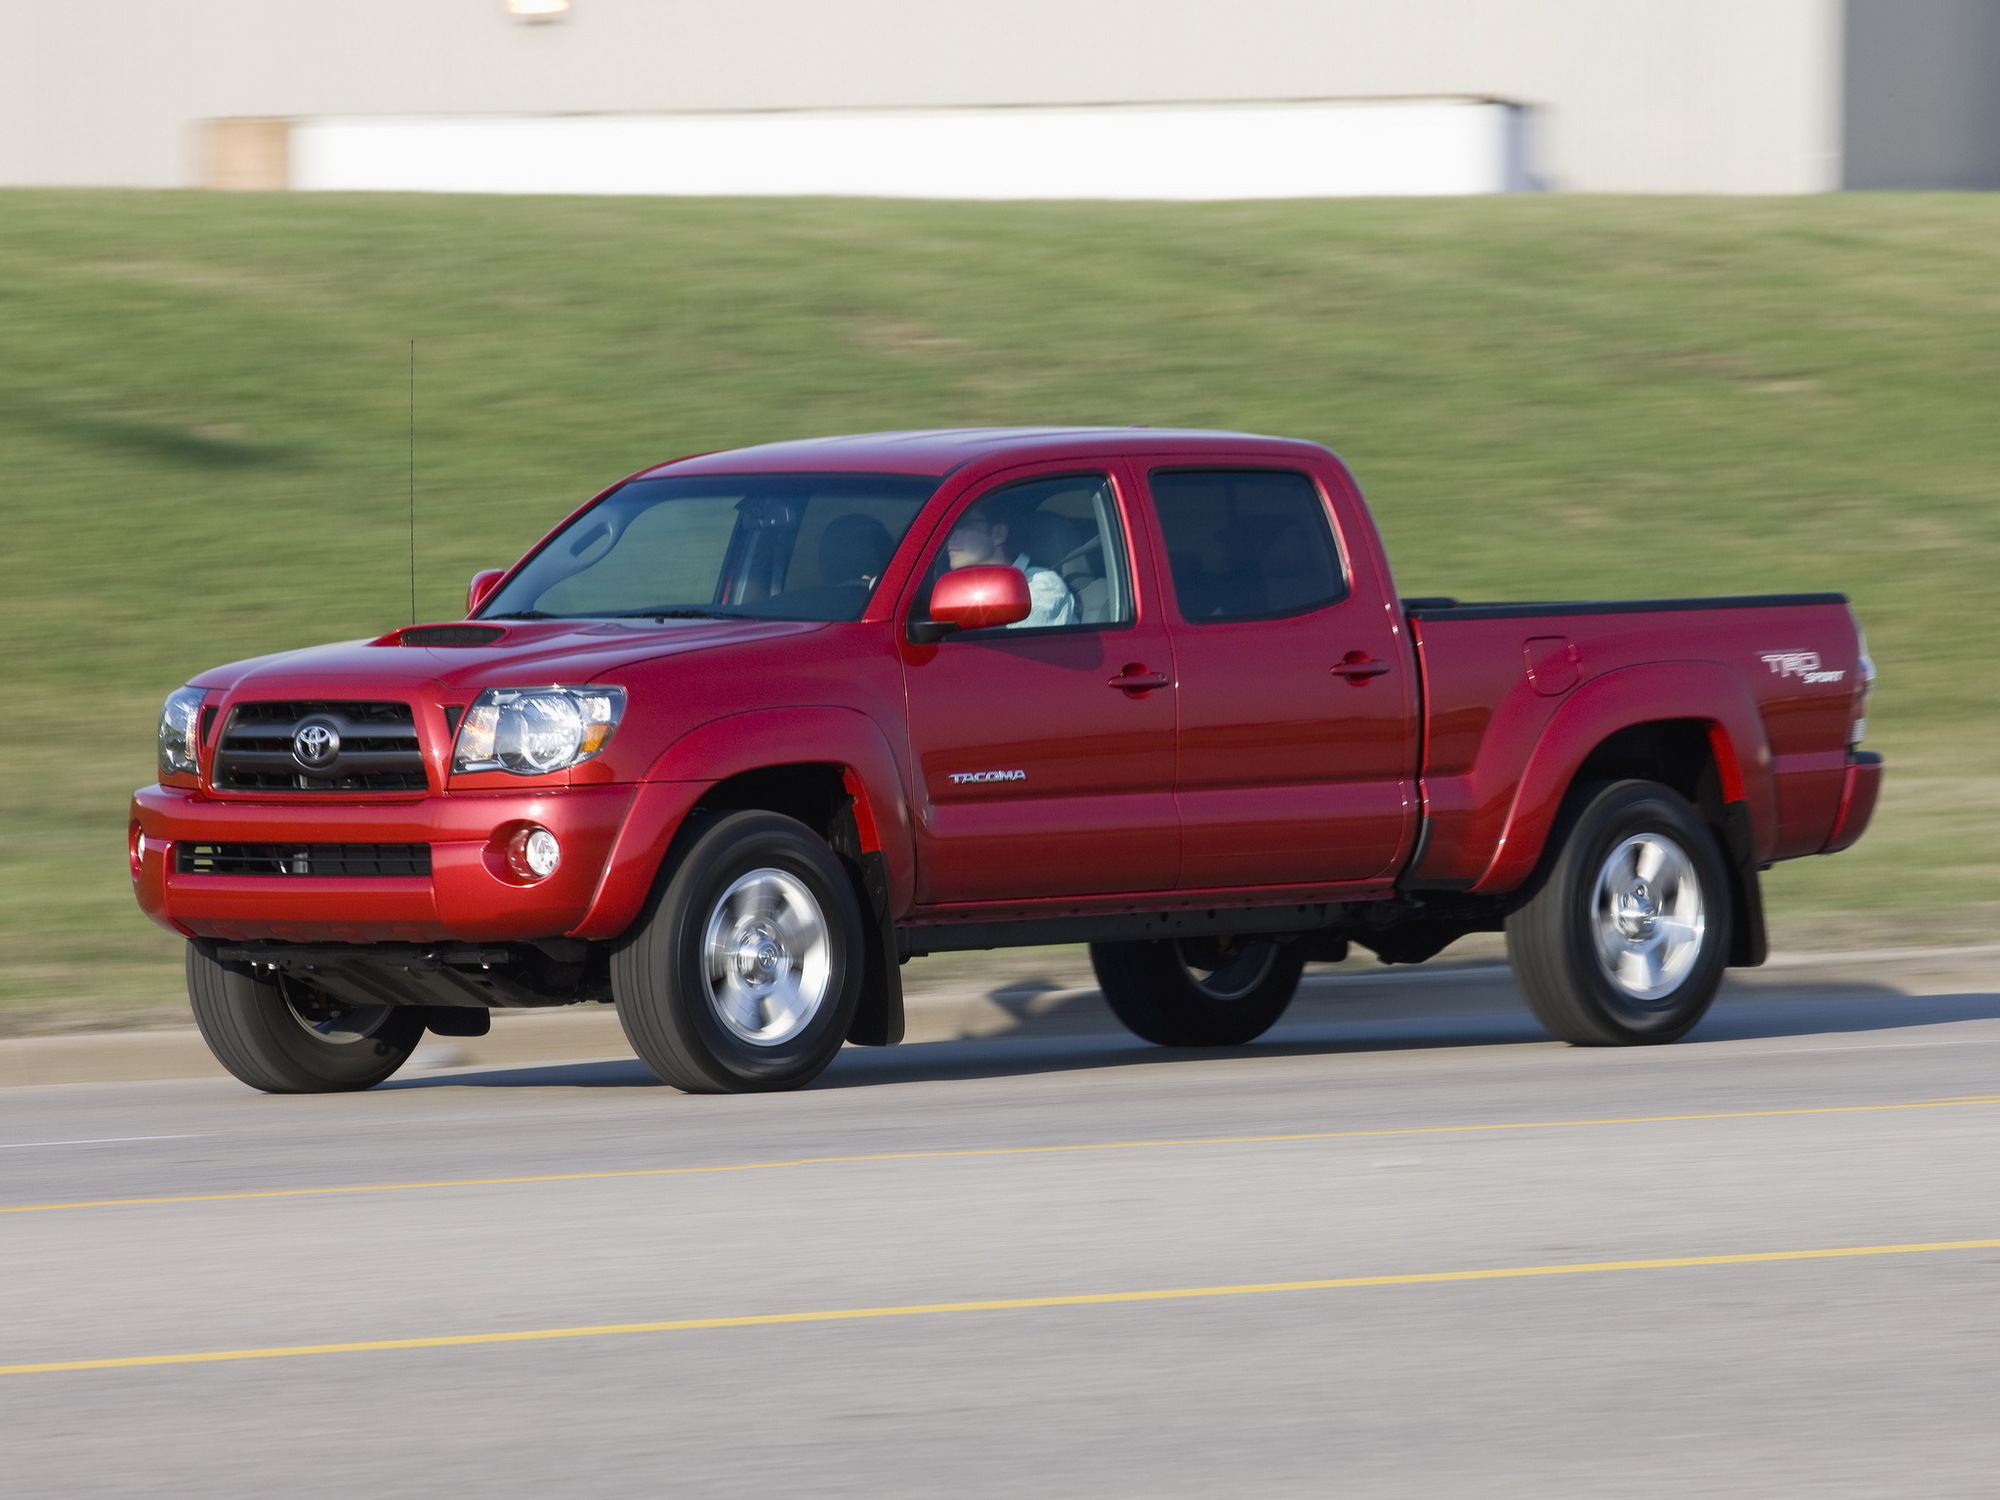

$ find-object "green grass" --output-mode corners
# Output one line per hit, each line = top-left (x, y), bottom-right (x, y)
(3, 190), (1996, 1031)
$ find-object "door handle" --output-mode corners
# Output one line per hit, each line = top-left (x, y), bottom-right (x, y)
(1108, 665), (1172, 695)
(1332, 653), (1391, 683)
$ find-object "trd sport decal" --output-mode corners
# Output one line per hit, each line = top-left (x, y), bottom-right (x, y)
(1760, 651), (1846, 685)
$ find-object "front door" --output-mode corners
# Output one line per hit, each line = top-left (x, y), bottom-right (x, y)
(1142, 463), (1418, 889)
(900, 463), (1180, 905)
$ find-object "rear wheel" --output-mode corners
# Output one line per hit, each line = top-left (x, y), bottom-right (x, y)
(1506, 779), (1732, 1046)
(1089, 936), (1306, 1046)
(613, 811), (864, 1093)
(186, 941), (425, 1093)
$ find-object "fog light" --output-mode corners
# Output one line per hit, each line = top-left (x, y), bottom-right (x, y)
(506, 826), (562, 881)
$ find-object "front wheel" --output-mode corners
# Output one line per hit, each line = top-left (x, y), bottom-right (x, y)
(1506, 779), (1732, 1046)
(187, 942), (425, 1093)
(1090, 936), (1306, 1046)
(613, 811), (864, 1093)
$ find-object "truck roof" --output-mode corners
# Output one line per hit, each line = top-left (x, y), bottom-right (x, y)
(648, 427), (1325, 478)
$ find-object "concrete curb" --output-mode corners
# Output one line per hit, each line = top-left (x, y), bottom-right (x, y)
(5, 943), (1998, 1089)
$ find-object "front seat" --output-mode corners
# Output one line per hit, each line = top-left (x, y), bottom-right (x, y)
(819, 513), (896, 588)
(1024, 512), (1108, 622)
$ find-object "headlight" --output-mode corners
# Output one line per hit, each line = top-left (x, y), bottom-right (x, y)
(452, 686), (626, 776)
(157, 687), (205, 777)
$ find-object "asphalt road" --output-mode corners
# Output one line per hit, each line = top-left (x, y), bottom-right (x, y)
(5, 959), (2000, 1498)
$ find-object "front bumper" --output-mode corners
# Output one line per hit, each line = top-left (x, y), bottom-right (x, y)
(130, 784), (651, 944)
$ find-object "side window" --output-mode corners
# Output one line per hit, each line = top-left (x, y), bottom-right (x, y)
(917, 473), (1134, 632)
(1149, 468), (1347, 624)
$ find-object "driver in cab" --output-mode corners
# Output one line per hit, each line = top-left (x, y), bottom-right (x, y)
(944, 506), (1075, 629)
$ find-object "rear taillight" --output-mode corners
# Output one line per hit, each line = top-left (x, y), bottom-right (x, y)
(1852, 635), (1876, 748)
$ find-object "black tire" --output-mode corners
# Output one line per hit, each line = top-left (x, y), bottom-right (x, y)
(186, 941), (425, 1093)
(612, 811), (864, 1093)
(1089, 936), (1307, 1046)
(1506, 779), (1732, 1047)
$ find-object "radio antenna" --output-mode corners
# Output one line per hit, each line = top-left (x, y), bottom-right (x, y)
(407, 340), (417, 624)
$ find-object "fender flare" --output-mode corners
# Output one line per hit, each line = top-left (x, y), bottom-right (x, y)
(639, 705), (916, 914)
(570, 707), (916, 1043)
(1472, 661), (1774, 894)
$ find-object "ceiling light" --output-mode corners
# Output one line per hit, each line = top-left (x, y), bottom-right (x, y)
(506, 0), (570, 20)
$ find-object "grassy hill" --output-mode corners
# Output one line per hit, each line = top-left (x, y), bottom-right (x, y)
(3, 190), (1996, 1030)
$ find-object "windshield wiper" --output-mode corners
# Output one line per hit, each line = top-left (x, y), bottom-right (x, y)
(610, 608), (739, 621)
(484, 610), (561, 620)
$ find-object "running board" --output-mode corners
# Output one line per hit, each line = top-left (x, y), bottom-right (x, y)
(898, 903), (1343, 959)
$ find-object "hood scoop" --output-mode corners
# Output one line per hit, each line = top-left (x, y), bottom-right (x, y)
(376, 624), (510, 648)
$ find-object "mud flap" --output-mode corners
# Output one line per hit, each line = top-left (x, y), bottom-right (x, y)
(1720, 801), (1768, 968)
(845, 848), (904, 1046)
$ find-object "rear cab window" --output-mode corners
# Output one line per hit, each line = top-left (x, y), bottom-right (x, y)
(1147, 468), (1348, 624)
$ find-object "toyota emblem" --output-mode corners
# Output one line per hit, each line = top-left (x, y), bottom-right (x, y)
(291, 719), (341, 770)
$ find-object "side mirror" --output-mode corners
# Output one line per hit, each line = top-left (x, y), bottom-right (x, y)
(911, 565), (1033, 643)
(467, 569), (507, 617)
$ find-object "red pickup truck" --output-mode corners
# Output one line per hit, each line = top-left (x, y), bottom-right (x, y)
(132, 428), (1880, 1094)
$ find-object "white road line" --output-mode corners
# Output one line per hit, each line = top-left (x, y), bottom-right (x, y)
(1738, 1038), (1996, 1056)
(0, 1135), (198, 1150)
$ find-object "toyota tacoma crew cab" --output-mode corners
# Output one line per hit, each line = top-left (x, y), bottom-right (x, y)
(132, 428), (1882, 1094)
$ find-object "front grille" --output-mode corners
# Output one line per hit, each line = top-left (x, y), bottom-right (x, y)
(177, 843), (432, 877)
(215, 701), (427, 793)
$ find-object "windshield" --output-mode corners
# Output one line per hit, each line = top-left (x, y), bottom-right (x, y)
(480, 472), (939, 623)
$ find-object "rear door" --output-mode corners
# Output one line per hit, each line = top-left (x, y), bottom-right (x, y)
(1141, 460), (1418, 888)
(898, 460), (1180, 904)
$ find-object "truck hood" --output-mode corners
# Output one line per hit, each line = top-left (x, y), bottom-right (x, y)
(188, 617), (828, 698)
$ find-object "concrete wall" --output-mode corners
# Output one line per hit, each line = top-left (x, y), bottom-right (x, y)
(0, 0), (1844, 193)
(1844, 0), (2000, 189)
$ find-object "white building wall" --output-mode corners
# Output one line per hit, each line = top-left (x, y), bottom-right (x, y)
(290, 101), (1530, 200)
(0, 0), (1844, 193)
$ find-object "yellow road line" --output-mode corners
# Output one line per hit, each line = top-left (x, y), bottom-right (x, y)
(7, 1236), (1997, 1377)
(8, 1094), (1999, 1217)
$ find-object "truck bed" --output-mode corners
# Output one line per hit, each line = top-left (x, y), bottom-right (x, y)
(1401, 593), (1869, 893)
